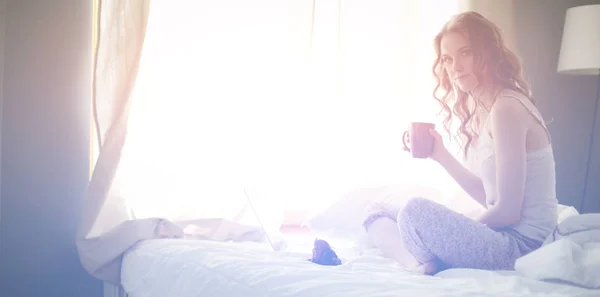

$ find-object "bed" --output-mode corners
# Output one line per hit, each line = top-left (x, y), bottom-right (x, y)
(121, 235), (597, 297)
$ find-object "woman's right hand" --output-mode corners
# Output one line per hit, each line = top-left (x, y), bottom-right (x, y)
(428, 128), (451, 163)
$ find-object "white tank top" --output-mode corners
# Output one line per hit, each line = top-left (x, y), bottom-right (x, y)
(468, 89), (558, 243)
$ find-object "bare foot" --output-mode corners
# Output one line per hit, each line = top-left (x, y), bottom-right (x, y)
(411, 261), (438, 275)
(155, 220), (184, 239)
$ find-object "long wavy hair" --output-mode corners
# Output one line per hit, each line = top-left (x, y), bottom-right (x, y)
(432, 11), (533, 158)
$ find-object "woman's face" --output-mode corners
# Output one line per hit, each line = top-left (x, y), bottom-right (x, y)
(440, 32), (479, 93)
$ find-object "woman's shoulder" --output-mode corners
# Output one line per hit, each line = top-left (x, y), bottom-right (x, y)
(490, 88), (542, 121)
(497, 88), (550, 121)
(495, 88), (532, 107)
(490, 89), (530, 120)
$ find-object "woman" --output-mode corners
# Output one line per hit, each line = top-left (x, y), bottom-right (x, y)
(363, 11), (558, 275)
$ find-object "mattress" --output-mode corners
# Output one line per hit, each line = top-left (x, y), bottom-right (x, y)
(121, 238), (598, 297)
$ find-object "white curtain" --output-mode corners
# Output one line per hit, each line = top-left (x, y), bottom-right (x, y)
(77, 0), (518, 286)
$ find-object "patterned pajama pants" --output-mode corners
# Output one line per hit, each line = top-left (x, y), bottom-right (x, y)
(363, 197), (542, 271)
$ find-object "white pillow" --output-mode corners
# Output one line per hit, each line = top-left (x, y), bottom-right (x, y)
(543, 213), (600, 246)
(302, 184), (450, 245)
(304, 184), (582, 250)
(516, 212), (600, 290)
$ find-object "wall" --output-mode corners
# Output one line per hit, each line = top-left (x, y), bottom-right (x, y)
(514, 0), (600, 213)
(0, 0), (102, 296)
(460, 0), (518, 54)
(0, 0), (5, 240)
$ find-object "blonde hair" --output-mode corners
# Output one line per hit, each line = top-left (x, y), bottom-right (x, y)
(432, 11), (533, 158)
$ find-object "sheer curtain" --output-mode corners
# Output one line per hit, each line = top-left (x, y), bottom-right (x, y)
(115, 0), (464, 222)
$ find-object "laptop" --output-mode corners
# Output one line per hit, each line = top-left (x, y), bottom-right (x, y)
(243, 188), (279, 251)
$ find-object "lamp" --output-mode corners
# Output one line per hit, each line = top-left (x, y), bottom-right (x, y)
(557, 4), (600, 212)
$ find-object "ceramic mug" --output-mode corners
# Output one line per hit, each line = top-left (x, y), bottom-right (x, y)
(402, 122), (435, 158)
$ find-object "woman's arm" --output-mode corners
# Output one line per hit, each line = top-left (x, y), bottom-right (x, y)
(435, 148), (487, 207)
(475, 98), (527, 229)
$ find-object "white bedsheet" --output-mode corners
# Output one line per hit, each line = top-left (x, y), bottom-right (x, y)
(121, 238), (599, 297)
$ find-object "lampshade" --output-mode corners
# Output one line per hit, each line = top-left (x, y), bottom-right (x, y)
(557, 4), (600, 75)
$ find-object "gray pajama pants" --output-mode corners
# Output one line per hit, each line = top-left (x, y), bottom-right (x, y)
(363, 197), (542, 271)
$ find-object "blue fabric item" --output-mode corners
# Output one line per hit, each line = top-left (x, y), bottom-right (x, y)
(308, 239), (342, 266)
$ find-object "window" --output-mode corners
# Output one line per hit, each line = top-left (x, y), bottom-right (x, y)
(95, 1), (462, 223)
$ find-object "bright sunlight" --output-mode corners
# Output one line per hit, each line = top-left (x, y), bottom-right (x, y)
(116, 0), (462, 222)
